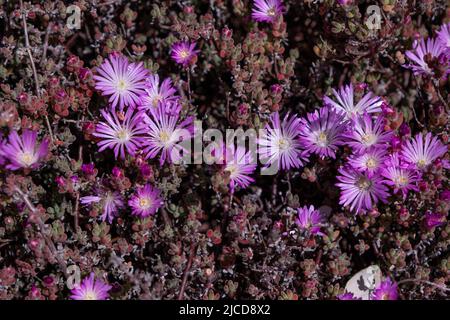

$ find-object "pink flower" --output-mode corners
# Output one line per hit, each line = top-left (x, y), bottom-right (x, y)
(94, 54), (149, 110)
(0, 130), (49, 171)
(128, 184), (163, 218)
(171, 41), (200, 67)
(70, 273), (112, 300)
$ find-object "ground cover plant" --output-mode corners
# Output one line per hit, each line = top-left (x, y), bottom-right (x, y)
(0, 0), (449, 300)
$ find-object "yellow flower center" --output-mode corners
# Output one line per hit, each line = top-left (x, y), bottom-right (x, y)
(394, 175), (408, 187)
(278, 138), (290, 150)
(417, 159), (427, 168)
(159, 131), (171, 143)
(152, 94), (163, 107)
(116, 129), (129, 142)
(20, 152), (35, 166)
(361, 133), (376, 146)
(225, 164), (238, 178)
(267, 7), (276, 16)
(366, 158), (377, 169)
(117, 79), (128, 91)
(357, 177), (372, 190)
(84, 291), (97, 300)
(316, 131), (328, 147)
(180, 49), (190, 59)
(139, 197), (152, 209)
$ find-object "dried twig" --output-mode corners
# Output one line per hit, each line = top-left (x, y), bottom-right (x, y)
(20, 0), (55, 143)
(178, 243), (197, 300)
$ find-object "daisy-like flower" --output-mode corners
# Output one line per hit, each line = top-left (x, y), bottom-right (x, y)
(336, 167), (389, 213)
(128, 184), (163, 218)
(0, 130), (49, 171)
(142, 105), (194, 165)
(222, 145), (257, 193)
(345, 113), (393, 153)
(70, 273), (112, 300)
(404, 37), (448, 78)
(372, 278), (398, 300)
(295, 205), (324, 235)
(138, 74), (179, 112)
(337, 292), (360, 300)
(323, 83), (383, 120)
(171, 41), (200, 67)
(437, 23), (450, 54)
(348, 148), (388, 176)
(94, 107), (147, 159)
(299, 106), (346, 159)
(80, 189), (124, 223)
(400, 132), (447, 170)
(381, 154), (419, 198)
(251, 0), (284, 23)
(93, 53), (148, 110)
(258, 112), (307, 171)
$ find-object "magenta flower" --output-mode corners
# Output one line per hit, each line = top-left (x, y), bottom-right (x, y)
(93, 53), (149, 110)
(381, 154), (419, 198)
(299, 106), (346, 159)
(70, 273), (112, 300)
(94, 107), (147, 159)
(404, 37), (448, 78)
(128, 184), (163, 218)
(296, 205), (324, 235)
(0, 130), (49, 171)
(424, 211), (446, 230)
(222, 145), (257, 193)
(372, 278), (398, 300)
(337, 292), (360, 300)
(336, 167), (389, 213)
(251, 0), (284, 23)
(142, 105), (194, 165)
(400, 132), (447, 170)
(345, 114), (393, 153)
(348, 148), (388, 176)
(80, 189), (124, 223)
(323, 83), (383, 120)
(138, 74), (179, 111)
(258, 112), (308, 171)
(171, 41), (200, 67)
(437, 23), (450, 54)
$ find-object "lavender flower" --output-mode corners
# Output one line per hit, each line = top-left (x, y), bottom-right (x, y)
(128, 184), (163, 218)
(258, 112), (307, 171)
(336, 167), (389, 213)
(437, 23), (450, 54)
(295, 205), (324, 235)
(299, 106), (346, 159)
(223, 145), (257, 193)
(381, 154), (419, 198)
(400, 132), (447, 170)
(142, 105), (194, 165)
(345, 113), (393, 153)
(171, 41), (200, 67)
(424, 211), (446, 230)
(80, 189), (124, 223)
(94, 107), (147, 159)
(372, 278), (398, 300)
(138, 74), (179, 111)
(404, 37), (448, 78)
(70, 273), (112, 300)
(0, 130), (49, 171)
(251, 0), (284, 23)
(94, 53), (149, 110)
(348, 148), (388, 176)
(323, 83), (383, 120)
(337, 292), (359, 300)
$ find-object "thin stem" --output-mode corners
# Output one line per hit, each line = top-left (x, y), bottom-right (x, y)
(178, 243), (197, 300)
(397, 279), (450, 292)
(20, 0), (55, 143)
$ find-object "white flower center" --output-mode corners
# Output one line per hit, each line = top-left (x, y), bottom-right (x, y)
(116, 79), (129, 92)
(277, 137), (290, 151)
(315, 131), (329, 147)
(267, 7), (276, 16)
(417, 159), (428, 168)
(84, 291), (97, 300)
(116, 129), (130, 142)
(19, 152), (35, 167)
(365, 157), (377, 169)
(361, 133), (376, 146)
(225, 163), (238, 178)
(179, 49), (190, 59)
(394, 175), (409, 187)
(138, 197), (152, 209)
